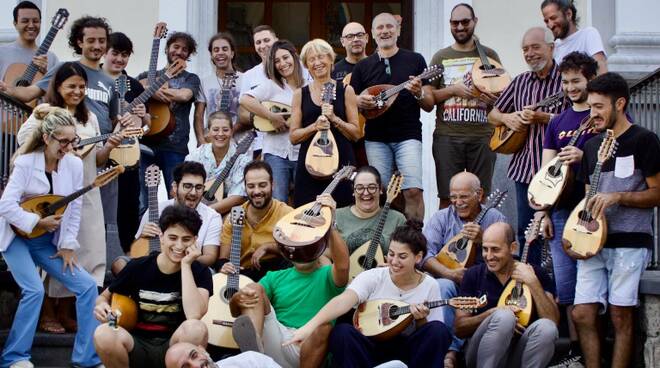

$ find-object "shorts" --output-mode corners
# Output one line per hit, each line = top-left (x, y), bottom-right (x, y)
(574, 247), (649, 311)
(262, 309), (301, 368)
(365, 139), (423, 190)
(129, 334), (170, 368)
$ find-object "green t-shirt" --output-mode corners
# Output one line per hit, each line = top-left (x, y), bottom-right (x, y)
(429, 45), (500, 137)
(335, 206), (407, 255)
(259, 265), (344, 328)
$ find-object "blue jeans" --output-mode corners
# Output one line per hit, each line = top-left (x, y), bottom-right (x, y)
(139, 148), (186, 213)
(514, 181), (541, 266)
(549, 208), (577, 304)
(1, 234), (100, 367)
(436, 278), (463, 352)
(263, 154), (297, 203)
(365, 140), (423, 190)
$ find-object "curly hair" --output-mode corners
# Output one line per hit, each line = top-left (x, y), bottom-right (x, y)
(558, 51), (598, 80)
(166, 32), (197, 58)
(68, 16), (111, 55)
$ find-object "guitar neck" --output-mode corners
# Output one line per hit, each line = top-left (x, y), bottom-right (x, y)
(147, 185), (160, 252)
(227, 221), (244, 295)
(363, 202), (392, 266)
(147, 38), (161, 85)
(205, 152), (240, 200)
(473, 204), (492, 225)
(219, 87), (233, 112)
(585, 162), (604, 206)
(46, 183), (94, 214)
(126, 74), (170, 113)
(392, 299), (449, 317)
(20, 26), (59, 83)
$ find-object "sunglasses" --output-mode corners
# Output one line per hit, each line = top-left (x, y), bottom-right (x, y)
(450, 18), (473, 28)
(384, 57), (391, 76)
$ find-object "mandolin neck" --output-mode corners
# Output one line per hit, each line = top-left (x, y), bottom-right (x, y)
(363, 202), (392, 268)
(126, 74), (170, 114)
(204, 151), (239, 201)
(473, 38), (493, 70)
(147, 184), (160, 252)
(46, 183), (94, 214)
(391, 299), (448, 317)
(585, 162), (604, 208)
(77, 132), (115, 148)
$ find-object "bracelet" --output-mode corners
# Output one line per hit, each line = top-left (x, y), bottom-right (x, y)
(414, 88), (425, 101)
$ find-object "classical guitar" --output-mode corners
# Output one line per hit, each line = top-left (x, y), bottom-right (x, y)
(202, 130), (256, 206)
(471, 37), (511, 95)
(489, 91), (565, 154)
(436, 189), (508, 270)
(353, 295), (486, 341)
(12, 165), (124, 238)
(562, 130), (617, 259)
(273, 165), (355, 262)
(348, 172), (403, 280)
(74, 127), (144, 159)
(528, 116), (595, 210)
(129, 165), (162, 258)
(201, 207), (255, 348)
(141, 22), (174, 141)
(216, 73), (238, 114)
(305, 82), (339, 179)
(253, 101), (291, 132)
(359, 65), (442, 120)
(497, 214), (544, 327)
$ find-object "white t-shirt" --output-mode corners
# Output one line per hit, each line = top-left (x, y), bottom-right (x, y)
(240, 64), (270, 151)
(198, 71), (243, 127)
(135, 199), (222, 247)
(0, 41), (59, 82)
(553, 26), (606, 64)
(348, 267), (445, 334)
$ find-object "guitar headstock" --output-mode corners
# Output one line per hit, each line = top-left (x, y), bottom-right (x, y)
(333, 165), (356, 181)
(236, 130), (257, 154)
(221, 73), (238, 90)
(321, 82), (336, 104)
(419, 64), (443, 82)
(153, 22), (168, 39)
(231, 206), (245, 227)
(51, 8), (70, 29)
(92, 165), (125, 188)
(536, 91), (564, 110)
(115, 75), (130, 100)
(485, 189), (508, 211)
(165, 59), (187, 79)
(449, 295), (488, 311)
(524, 213), (544, 245)
(597, 129), (617, 163)
(121, 127), (146, 139)
(145, 164), (161, 188)
(385, 171), (403, 202)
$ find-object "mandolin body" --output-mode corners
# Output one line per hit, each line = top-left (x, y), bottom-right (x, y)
(471, 57), (511, 95)
(110, 293), (138, 331)
(359, 84), (398, 120)
(353, 299), (414, 341)
(436, 233), (477, 270)
(348, 241), (385, 281)
(527, 156), (570, 210)
(253, 101), (291, 132)
(489, 125), (527, 154)
(12, 195), (66, 238)
(273, 202), (332, 262)
(305, 129), (339, 179)
(562, 198), (607, 259)
(497, 281), (533, 327)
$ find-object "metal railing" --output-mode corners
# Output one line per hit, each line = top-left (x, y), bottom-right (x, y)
(629, 67), (660, 269)
(0, 91), (32, 193)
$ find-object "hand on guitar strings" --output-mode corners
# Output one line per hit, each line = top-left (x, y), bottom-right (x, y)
(117, 111), (141, 128)
(104, 132), (124, 150)
(511, 262), (540, 287)
(131, 103), (147, 119)
(356, 94), (377, 110)
(32, 54), (49, 74)
(141, 222), (162, 239)
(50, 248), (80, 275)
(268, 111), (289, 133)
(501, 112), (527, 132)
(316, 193), (337, 211)
(322, 103), (338, 124)
(181, 244), (202, 266)
(409, 303), (430, 321)
(460, 223), (483, 243)
(38, 214), (63, 233)
(586, 192), (621, 220)
(557, 146), (584, 165)
(404, 75), (423, 98)
(94, 302), (113, 323)
(521, 107), (551, 125)
(153, 88), (172, 104)
(220, 262), (242, 275)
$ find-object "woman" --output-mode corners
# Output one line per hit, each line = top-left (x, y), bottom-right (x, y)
(289, 39), (361, 208)
(185, 111), (250, 215)
(239, 40), (305, 202)
(17, 62), (122, 333)
(284, 220), (452, 367)
(0, 108), (101, 367)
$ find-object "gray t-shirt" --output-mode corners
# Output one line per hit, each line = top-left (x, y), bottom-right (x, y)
(336, 206), (407, 255)
(0, 41), (59, 82)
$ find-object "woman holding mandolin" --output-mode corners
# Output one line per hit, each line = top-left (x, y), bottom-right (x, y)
(0, 108), (101, 367)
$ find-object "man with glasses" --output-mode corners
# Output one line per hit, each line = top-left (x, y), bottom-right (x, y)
(332, 22), (369, 82)
(430, 3), (501, 209)
(135, 161), (221, 267)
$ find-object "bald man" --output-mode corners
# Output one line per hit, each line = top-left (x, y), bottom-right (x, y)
(332, 22), (369, 82)
(455, 222), (559, 368)
(165, 342), (280, 368)
(488, 27), (564, 267)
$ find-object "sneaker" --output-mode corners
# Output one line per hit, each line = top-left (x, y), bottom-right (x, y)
(232, 315), (264, 353)
(549, 354), (584, 368)
(9, 361), (34, 368)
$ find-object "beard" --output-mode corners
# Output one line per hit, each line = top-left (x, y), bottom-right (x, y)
(528, 59), (548, 73)
(555, 18), (570, 39)
(249, 193), (272, 210)
(451, 28), (474, 45)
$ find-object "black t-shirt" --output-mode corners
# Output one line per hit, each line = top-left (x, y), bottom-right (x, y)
(332, 58), (356, 82)
(108, 72), (146, 117)
(109, 253), (213, 338)
(578, 125), (660, 248)
(350, 48), (429, 143)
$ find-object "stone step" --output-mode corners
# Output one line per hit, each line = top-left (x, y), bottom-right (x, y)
(0, 330), (74, 368)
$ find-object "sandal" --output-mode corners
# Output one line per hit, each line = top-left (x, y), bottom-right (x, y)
(59, 317), (77, 332)
(38, 319), (65, 334)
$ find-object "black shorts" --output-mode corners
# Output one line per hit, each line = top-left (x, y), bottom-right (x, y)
(129, 334), (170, 368)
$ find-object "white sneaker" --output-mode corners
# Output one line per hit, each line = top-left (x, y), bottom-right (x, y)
(9, 361), (34, 368)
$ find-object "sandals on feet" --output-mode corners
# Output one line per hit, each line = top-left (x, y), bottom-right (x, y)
(38, 319), (65, 334)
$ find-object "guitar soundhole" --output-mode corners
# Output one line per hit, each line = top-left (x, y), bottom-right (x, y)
(456, 238), (467, 250)
(35, 202), (50, 216)
(220, 286), (238, 303)
(15, 79), (30, 88)
(357, 255), (377, 270)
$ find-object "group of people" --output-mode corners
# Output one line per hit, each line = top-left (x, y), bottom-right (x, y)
(0, 1), (658, 368)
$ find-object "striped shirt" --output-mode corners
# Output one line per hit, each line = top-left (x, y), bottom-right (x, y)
(495, 62), (564, 183)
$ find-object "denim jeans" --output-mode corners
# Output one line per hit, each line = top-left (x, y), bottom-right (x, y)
(436, 278), (463, 352)
(263, 154), (297, 203)
(514, 181), (541, 266)
(139, 148), (187, 213)
(1, 234), (100, 367)
(364, 140), (423, 190)
(548, 208), (577, 304)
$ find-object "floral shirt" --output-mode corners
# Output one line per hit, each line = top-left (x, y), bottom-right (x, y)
(185, 142), (249, 197)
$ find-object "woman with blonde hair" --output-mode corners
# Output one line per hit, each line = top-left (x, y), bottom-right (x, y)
(0, 108), (101, 368)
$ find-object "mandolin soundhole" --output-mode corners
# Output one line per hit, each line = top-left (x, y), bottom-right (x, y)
(577, 211), (599, 232)
(357, 255), (377, 270)
(547, 165), (561, 177)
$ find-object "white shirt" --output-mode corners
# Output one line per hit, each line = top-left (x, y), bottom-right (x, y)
(135, 199), (222, 247)
(240, 64), (270, 151)
(553, 26), (606, 64)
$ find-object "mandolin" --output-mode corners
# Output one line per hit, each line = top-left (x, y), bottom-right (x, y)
(201, 207), (255, 348)
(128, 165), (162, 258)
(202, 130), (256, 206)
(562, 130), (617, 259)
(497, 213), (544, 327)
(528, 116), (595, 210)
(348, 172), (403, 280)
(436, 189), (508, 270)
(359, 65), (442, 120)
(490, 91), (565, 154)
(341, 73), (366, 135)
(353, 295), (486, 341)
(12, 165), (124, 238)
(253, 101), (291, 132)
(305, 82), (339, 179)
(74, 127), (144, 159)
(273, 165), (355, 262)
(470, 37), (511, 95)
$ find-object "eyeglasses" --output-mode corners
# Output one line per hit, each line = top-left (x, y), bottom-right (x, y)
(181, 183), (205, 192)
(450, 18), (473, 28)
(50, 135), (80, 147)
(354, 184), (379, 194)
(383, 58), (391, 76)
(342, 32), (366, 40)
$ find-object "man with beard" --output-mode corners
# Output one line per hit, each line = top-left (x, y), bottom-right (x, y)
(571, 73), (660, 368)
(541, 0), (608, 75)
(136, 161), (220, 267)
(138, 32), (201, 194)
(430, 3), (500, 209)
(488, 27), (564, 267)
(332, 22), (369, 82)
(533, 52), (598, 368)
(218, 160), (292, 281)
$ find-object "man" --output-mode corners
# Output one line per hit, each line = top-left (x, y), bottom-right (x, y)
(136, 161), (220, 267)
(194, 32), (242, 146)
(422, 171), (506, 367)
(93, 205), (213, 368)
(218, 160), (291, 281)
(571, 72), (660, 368)
(541, 0), (608, 75)
(455, 222), (559, 368)
(534, 52), (599, 367)
(228, 193), (349, 368)
(166, 342), (280, 368)
(138, 32), (201, 193)
(430, 3), (500, 209)
(488, 27), (564, 266)
(350, 12), (435, 220)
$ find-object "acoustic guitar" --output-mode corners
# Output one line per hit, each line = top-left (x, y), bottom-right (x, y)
(202, 130), (256, 206)
(471, 37), (511, 95)
(129, 165), (162, 258)
(528, 116), (595, 210)
(497, 213), (544, 327)
(305, 82), (339, 179)
(73, 127), (144, 159)
(253, 101), (291, 132)
(273, 165), (355, 262)
(562, 130), (617, 259)
(201, 206), (255, 348)
(359, 65), (442, 120)
(353, 295), (486, 341)
(216, 73), (238, 114)
(348, 172), (403, 281)
(12, 165), (124, 238)
(436, 189), (508, 270)
(489, 91), (565, 154)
